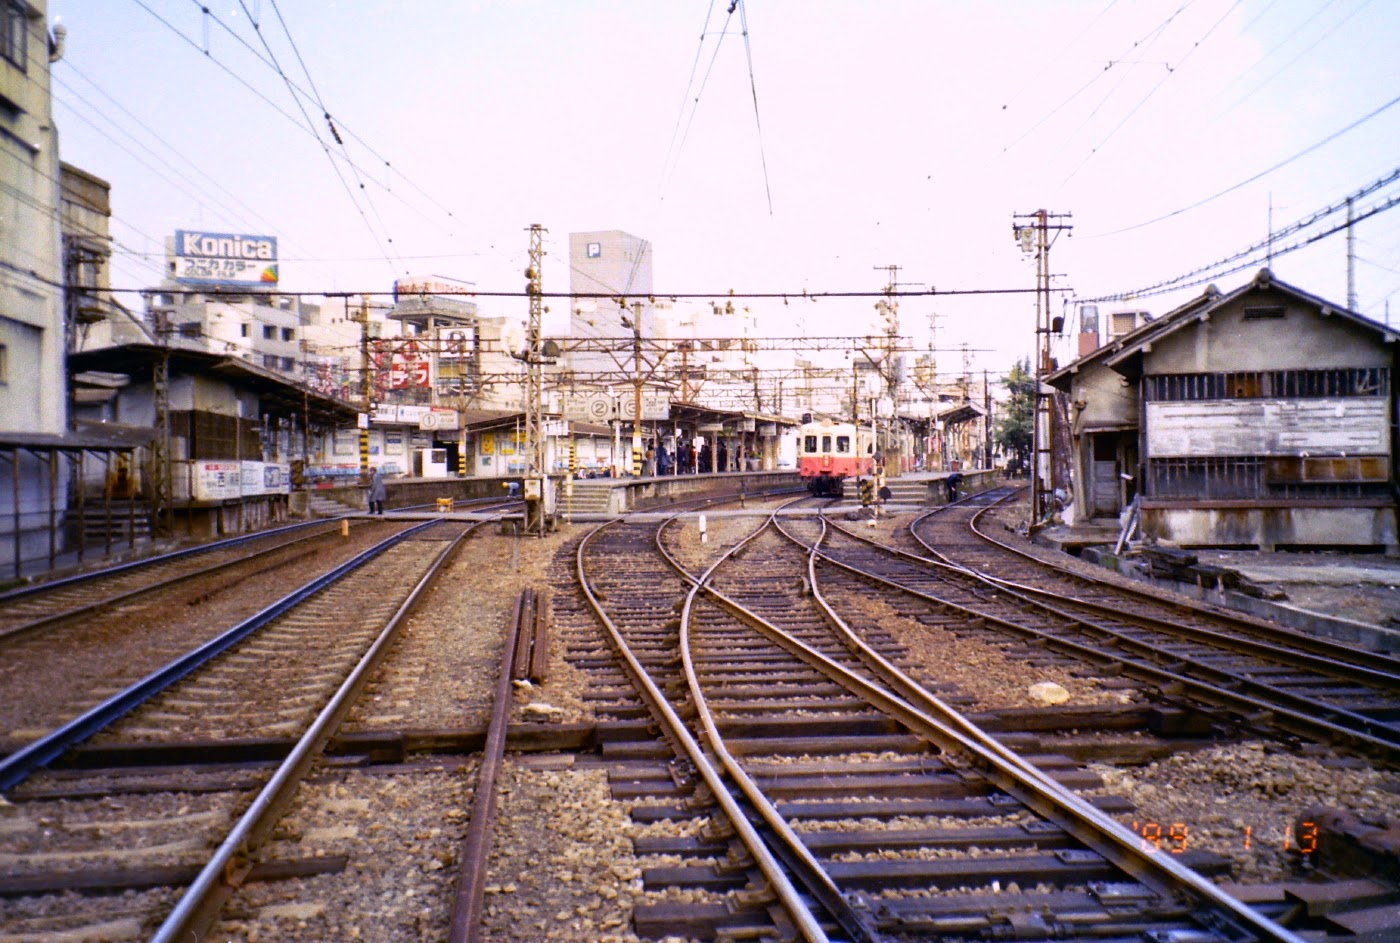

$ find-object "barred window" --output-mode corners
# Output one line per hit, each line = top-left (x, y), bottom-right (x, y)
(1148, 455), (1389, 501)
(1, 1), (27, 72)
(1146, 368), (1387, 401)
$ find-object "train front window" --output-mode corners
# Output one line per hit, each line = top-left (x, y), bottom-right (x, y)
(821, 435), (832, 453)
(836, 435), (851, 454)
(803, 435), (818, 453)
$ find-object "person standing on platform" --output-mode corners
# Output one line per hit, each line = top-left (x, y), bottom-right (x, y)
(368, 468), (387, 515)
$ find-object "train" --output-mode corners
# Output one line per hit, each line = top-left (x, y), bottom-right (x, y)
(797, 418), (876, 496)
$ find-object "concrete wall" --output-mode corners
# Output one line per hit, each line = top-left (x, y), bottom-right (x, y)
(1143, 505), (1397, 552)
(1145, 288), (1391, 374)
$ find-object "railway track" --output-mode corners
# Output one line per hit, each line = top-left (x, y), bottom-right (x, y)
(801, 490), (1400, 763)
(0, 517), (482, 940)
(567, 498), (1334, 941)
(2, 485), (1393, 941)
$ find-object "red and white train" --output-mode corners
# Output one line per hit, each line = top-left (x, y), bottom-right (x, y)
(797, 418), (876, 496)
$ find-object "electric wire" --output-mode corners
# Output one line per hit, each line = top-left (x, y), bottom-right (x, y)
(1093, 167), (1400, 296)
(1064, 0), (1245, 181)
(659, 1), (738, 198)
(1050, 1), (1193, 159)
(1000, 0), (1122, 116)
(233, 0), (402, 280)
(736, 0), (774, 215)
(1084, 89), (1400, 238)
(1080, 191), (1400, 302)
(1210, 0), (1365, 122)
(127, 1), (474, 246)
(659, 0), (719, 197)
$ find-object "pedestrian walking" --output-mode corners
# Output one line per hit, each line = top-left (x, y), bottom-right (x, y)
(368, 468), (387, 515)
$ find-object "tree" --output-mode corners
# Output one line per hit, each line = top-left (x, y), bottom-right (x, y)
(995, 358), (1034, 473)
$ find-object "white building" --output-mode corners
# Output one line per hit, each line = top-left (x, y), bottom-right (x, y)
(1, 2), (64, 435)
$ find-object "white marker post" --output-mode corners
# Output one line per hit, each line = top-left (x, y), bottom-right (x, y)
(698, 513), (708, 544)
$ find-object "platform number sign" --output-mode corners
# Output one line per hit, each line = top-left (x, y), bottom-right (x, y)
(587, 395), (614, 422)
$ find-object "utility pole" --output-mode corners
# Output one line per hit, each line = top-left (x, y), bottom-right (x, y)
(1012, 209), (1072, 527)
(983, 369), (993, 470)
(630, 303), (644, 472)
(151, 309), (172, 537)
(1346, 197), (1357, 311)
(523, 223), (549, 536)
(356, 295), (371, 482)
(874, 264), (901, 470)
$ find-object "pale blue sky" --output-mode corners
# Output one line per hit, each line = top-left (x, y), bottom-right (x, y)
(50, 1), (1400, 372)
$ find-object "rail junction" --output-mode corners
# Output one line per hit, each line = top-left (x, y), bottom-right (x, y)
(0, 481), (1395, 942)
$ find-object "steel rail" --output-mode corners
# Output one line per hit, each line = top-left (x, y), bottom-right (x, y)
(961, 488), (1400, 673)
(447, 588), (528, 942)
(656, 496), (878, 941)
(0, 521), (365, 644)
(150, 519), (475, 943)
(827, 512), (1400, 725)
(732, 512), (1309, 943)
(799, 513), (1400, 763)
(0, 519), (443, 793)
(0, 517), (341, 605)
(576, 512), (832, 943)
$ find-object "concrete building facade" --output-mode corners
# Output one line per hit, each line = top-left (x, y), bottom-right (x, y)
(1, 1), (63, 435)
(567, 230), (653, 378)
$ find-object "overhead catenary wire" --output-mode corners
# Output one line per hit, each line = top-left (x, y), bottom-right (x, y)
(735, 0), (773, 216)
(129, 1), (480, 248)
(1047, 1), (1192, 160)
(1083, 89), (1400, 238)
(232, 0), (403, 280)
(1080, 191), (1400, 303)
(658, 1), (737, 199)
(1209, 0), (1367, 123)
(1064, 0), (1245, 181)
(1087, 167), (1400, 297)
(92, 284), (1063, 302)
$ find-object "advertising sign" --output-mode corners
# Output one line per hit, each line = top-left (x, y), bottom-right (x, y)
(437, 326), (475, 362)
(372, 339), (432, 390)
(174, 230), (278, 285)
(183, 461), (242, 501)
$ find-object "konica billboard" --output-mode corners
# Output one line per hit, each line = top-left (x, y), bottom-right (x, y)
(174, 230), (279, 286)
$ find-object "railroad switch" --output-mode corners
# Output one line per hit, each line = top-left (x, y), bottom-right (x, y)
(702, 817), (738, 841)
(728, 878), (779, 909)
(717, 844), (756, 874)
(682, 781), (715, 810)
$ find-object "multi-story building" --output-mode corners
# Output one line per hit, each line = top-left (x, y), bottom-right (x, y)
(1, 2), (64, 434)
(567, 230), (653, 378)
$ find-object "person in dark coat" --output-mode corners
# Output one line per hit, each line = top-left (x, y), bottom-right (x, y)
(945, 471), (963, 502)
(368, 468), (387, 514)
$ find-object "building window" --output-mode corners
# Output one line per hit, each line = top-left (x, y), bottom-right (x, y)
(1, 1), (27, 71)
(263, 325), (276, 340)
(178, 322), (202, 338)
(263, 354), (279, 369)
(281, 327), (294, 342)
(280, 356), (295, 371)
(240, 323), (249, 338)
(0, 342), (7, 384)
(1145, 368), (1388, 402)
(1242, 305), (1286, 320)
